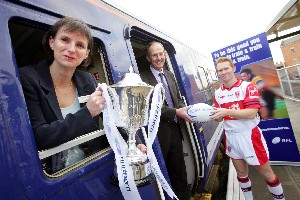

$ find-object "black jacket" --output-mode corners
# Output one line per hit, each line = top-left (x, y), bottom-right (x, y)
(20, 60), (100, 150)
(19, 60), (141, 151)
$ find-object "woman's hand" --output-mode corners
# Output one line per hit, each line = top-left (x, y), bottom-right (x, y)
(86, 88), (105, 118)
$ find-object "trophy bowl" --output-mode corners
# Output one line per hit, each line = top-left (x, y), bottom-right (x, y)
(108, 67), (155, 187)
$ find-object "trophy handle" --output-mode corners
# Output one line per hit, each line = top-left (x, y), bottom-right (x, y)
(106, 87), (126, 127)
(141, 88), (155, 127)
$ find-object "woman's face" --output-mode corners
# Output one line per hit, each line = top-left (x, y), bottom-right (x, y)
(49, 27), (89, 69)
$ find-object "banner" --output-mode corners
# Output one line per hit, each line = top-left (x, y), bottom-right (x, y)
(211, 32), (300, 163)
(212, 32), (272, 73)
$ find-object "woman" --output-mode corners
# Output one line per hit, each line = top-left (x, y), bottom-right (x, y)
(20, 17), (146, 173)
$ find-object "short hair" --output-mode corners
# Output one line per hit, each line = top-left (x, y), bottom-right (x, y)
(240, 68), (252, 75)
(215, 57), (234, 68)
(42, 17), (93, 67)
(146, 41), (165, 56)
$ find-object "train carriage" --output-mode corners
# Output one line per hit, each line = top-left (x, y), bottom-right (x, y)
(0, 0), (223, 199)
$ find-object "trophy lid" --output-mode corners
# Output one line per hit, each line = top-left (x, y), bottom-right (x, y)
(110, 66), (153, 88)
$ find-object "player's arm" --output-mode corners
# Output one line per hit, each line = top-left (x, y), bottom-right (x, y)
(210, 107), (258, 120)
(211, 96), (224, 122)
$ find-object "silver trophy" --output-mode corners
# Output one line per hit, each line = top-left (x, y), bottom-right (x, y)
(108, 66), (155, 187)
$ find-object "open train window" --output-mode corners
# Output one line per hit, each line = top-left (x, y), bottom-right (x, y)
(9, 18), (110, 177)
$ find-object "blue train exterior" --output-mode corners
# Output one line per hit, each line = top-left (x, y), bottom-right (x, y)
(0, 0), (223, 199)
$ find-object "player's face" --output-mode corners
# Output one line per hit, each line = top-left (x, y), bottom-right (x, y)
(147, 43), (166, 72)
(216, 61), (236, 83)
(240, 72), (251, 81)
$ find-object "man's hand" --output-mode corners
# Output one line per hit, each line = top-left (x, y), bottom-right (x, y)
(137, 144), (147, 154)
(176, 106), (195, 123)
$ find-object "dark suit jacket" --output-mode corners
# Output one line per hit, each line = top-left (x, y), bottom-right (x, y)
(140, 68), (185, 118)
(20, 60), (141, 151)
(19, 60), (100, 150)
(140, 68), (188, 155)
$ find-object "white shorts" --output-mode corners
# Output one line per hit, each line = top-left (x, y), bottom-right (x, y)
(224, 126), (269, 166)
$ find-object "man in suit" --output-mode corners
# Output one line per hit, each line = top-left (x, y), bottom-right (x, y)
(140, 41), (193, 200)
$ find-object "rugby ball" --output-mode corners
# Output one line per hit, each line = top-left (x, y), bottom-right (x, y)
(187, 103), (214, 123)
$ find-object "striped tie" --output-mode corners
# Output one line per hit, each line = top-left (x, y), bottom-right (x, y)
(159, 73), (177, 122)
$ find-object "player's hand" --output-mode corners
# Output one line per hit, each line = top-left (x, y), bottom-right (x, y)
(210, 107), (227, 121)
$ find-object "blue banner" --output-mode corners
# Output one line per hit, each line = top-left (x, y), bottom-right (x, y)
(211, 32), (272, 74)
(259, 118), (300, 162)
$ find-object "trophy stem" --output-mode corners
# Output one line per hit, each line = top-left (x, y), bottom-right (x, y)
(127, 127), (138, 157)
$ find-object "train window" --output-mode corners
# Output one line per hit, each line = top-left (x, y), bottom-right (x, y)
(198, 66), (215, 105)
(198, 67), (209, 89)
(130, 39), (149, 72)
(9, 19), (110, 176)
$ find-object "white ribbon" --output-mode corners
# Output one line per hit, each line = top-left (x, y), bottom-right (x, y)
(147, 84), (178, 200)
(99, 83), (177, 200)
(100, 83), (142, 200)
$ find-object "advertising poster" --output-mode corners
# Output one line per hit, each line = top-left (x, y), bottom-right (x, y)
(211, 32), (300, 163)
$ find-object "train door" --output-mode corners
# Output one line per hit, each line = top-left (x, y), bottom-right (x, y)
(123, 25), (202, 193)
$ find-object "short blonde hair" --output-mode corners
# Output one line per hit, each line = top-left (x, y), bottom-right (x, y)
(215, 57), (234, 68)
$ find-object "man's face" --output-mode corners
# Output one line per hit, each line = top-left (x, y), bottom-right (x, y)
(240, 72), (251, 81)
(147, 43), (166, 72)
(216, 61), (236, 83)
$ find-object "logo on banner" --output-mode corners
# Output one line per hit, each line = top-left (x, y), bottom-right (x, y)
(272, 137), (281, 144)
(272, 136), (294, 144)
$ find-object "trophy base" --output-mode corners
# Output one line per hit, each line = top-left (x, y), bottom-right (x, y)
(111, 158), (155, 187)
(110, 172), (155, 188)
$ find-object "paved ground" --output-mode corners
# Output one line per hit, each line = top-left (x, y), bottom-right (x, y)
(284, 98), (300, 150)
(250, 165), (300, 200)
(249, 98), (300, 200)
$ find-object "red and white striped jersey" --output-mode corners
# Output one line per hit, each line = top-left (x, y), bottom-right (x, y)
(214, 79), (261, 134)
